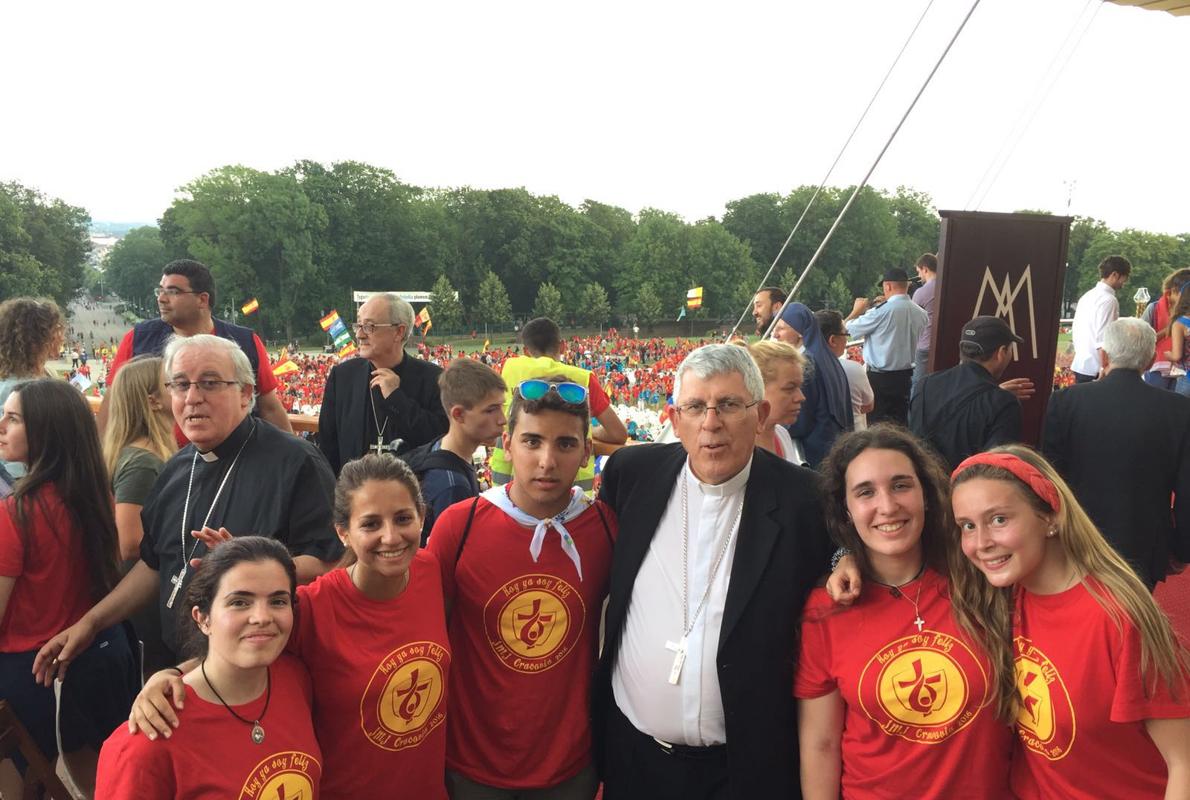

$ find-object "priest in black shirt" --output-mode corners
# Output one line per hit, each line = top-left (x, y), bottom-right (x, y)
(34, 334), (342, 678)
(318, 292), (448, 474)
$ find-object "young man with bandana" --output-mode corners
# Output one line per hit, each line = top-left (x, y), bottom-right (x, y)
(427, 377), (616, 800)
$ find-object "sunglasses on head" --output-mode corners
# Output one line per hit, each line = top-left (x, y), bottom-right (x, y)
(516, 379), (588, 405)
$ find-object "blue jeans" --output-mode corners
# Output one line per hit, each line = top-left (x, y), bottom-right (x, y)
(1176, 375), (1190, 398)
(1144, 371), (1176, 391)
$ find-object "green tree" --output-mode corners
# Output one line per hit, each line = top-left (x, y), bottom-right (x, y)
(428, 274), (464, 334)
(476, 270), (512, 327)
(533, 282), (566, 323)
(103, 226), (166, 314)
(0, 182), (91, 307)
(576, 282), (611, 327)
(634, 282), (663, 330)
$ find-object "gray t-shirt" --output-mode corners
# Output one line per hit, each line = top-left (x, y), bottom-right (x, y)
(113, 446), (166, 505)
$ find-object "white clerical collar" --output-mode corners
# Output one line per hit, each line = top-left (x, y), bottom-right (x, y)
(684, 456), (752, 497)
(199, 450), (220, 463)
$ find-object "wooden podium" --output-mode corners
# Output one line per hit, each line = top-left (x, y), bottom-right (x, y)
(931, 211), (1072, 446)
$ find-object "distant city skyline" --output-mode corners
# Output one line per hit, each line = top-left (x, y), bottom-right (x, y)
(2, 0), (1187, 236)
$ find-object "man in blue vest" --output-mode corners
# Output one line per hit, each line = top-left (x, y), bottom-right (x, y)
(99, 259), (294, 438)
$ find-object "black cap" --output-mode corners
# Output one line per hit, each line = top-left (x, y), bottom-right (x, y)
(881, 268), (910, 283)
(960, 316), (1024, 354)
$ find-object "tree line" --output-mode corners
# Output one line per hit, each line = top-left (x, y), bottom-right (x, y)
(4, 163), (1188, 339)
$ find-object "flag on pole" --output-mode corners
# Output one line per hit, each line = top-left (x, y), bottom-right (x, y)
(415, 306), (432, 333)
(686, 287), (703, 310)
(241, 298), (260, 316)
(482, 338), (491, 352)
(319, 310), (341, 331)
(272, 346), (299, 377)
(338, 341), (357, 358)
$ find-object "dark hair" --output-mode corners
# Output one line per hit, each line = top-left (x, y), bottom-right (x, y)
(815, 309), (847, 339)
(0, 298), (63, 376)
(818, 424), (952, 581)
(521, 317), (562, 355)
(958, 341), (1001, 363)
(178, 536), (297, 660)
(759, 286), (788, 305)
(916, 253), (938, 272)
(1162, 268), (1190, 295)
(1098, 255), (1131, 280)
(8, 379), (120, 600)
(1171, 283), (1190, 324)
(439, 357), (506, 412)
(332, 454), (425, 567)
(163, 259), (216, 308)
(507, 374), (589, 438)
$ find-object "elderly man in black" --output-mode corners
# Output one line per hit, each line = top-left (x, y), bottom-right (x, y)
(318, 292), (448, 472)
(34, 334), (342, 679)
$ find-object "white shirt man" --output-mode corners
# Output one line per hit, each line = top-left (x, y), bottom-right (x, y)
(1071, 257), (1131, 382)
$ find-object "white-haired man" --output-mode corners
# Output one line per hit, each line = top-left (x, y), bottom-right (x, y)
(593, 343), (831, 799)
(34, 334), (342, 678)
(1042, 317), (1190, 588)
(318, 292), (449, 473)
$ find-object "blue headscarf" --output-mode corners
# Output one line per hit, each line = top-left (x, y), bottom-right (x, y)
(778, 302), (851, 432)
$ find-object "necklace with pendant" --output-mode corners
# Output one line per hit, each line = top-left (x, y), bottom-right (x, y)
(873, 564), (927, 632)
(201, 660), (271, 745)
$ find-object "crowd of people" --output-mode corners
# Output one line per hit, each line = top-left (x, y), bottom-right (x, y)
(0, 254), (1187, 800)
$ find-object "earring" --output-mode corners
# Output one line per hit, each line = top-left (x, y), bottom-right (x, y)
(1046, 528), (1057, 538)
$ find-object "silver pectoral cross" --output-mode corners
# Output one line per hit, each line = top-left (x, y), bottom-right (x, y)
(166, 566), (187, 609)
(914, 615), (925, 632)
(369, 436), (403, 457)
(665, 637), (687, 685)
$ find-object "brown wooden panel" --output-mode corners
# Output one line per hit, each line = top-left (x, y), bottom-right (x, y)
(932, 211), (1072, 446)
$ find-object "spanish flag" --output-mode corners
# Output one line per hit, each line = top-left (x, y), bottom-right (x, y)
(241, 298), (260, 316)
(272, 347), (299, 377)
(686, 287), (703, 310)
(338, 341), (357, 358)
(415, 306), (432, 334)
(319, 310), (341, 332)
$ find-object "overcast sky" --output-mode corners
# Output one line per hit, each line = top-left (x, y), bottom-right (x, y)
(1, 0), (1186, 235)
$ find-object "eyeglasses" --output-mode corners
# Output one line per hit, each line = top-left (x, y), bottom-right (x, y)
(516, 379), (588, 405)
(352, 322), (398, 335)
(164, 379), (241, 396)
(154, 287), (201, 298)
(673, 399), (759, 420)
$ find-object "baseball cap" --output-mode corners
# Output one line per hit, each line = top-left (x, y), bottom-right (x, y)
(960, 316), (1024, 354)
(881, 268), (910, 283)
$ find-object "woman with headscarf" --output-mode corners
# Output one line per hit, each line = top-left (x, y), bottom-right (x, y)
(773, 303), (853, 468)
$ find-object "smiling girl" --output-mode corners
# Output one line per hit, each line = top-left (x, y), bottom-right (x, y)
(128, 455), (451, 799)
(950, 446), (1190, 800)
(797, 426), (1011, 799)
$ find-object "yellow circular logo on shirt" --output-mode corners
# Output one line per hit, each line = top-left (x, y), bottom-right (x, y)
(484, 574), (585, 674)
(1014, 635), (1076, 761)
(360, 640), (449, 751)
(238, 751), (320, 800)
(858, 631), (989, 744)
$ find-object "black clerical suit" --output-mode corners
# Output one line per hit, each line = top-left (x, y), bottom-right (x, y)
(593, 443), (831, 800)
(140, 417), (342, 656)
(909, 359), (1022, 469)
(317, 352), (448, 474)
(1042, 368), (1190, 586)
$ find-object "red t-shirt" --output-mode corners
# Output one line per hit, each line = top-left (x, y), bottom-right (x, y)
(795, 569), (1012, 799)
(96, 654), (322, 799)
(291, 553), (450, 800)
(426, 493), (616, 789)
(110, 327), (279, 447)
(0, 485), (92, 653)
(1010, 580), (1190, 800)
(586, 374), (610, 417)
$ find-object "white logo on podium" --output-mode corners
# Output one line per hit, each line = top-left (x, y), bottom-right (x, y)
(972, 265), (1038, 361)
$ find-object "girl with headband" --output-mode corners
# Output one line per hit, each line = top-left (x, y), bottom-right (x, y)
(950, 445), (1190, 800)
(797, 426), (1011, 799)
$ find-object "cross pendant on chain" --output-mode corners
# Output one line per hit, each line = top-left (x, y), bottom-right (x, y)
(665, 637), (687, 685)
(166, 566), (187, 609)
(369, 436), (402, 456)
(914, 615), (925, 632)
